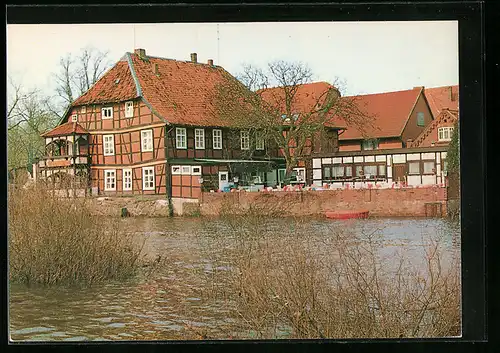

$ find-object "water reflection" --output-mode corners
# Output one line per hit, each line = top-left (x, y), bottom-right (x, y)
(10, 217), (460, 341)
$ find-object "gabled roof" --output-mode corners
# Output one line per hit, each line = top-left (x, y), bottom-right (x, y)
(410, 108), (458, 148)
(42, 122), (89, 138)
(423, 85), (459, 118)
(335, 87), (423, 140)
(66, 50), (248, 127)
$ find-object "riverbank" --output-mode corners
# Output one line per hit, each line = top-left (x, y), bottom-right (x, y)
(85, 187), (449, 218)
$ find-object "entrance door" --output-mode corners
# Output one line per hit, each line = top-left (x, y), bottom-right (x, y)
(393, 164), (407, 183)
(218, 171), (229, 191)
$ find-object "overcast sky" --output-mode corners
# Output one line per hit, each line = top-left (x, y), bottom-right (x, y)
(7, 21), (458, 97)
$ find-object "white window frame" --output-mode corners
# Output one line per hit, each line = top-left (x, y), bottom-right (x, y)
(80, 106), (86, 114)
(195, 128), (205, 149)
(142, 167), (155, 191)
(71, 114), (78, 122)
(255, 131), (265, 150)
(191, 166), (202, 175)
(171, 165), (181, 175)
(125, 101), (134, 118)
(123, 169), (133, 191)
(103, 134), (115, 156)
(104, 169), (116, 191)
(141, 129), (153, 152)
(240, 130), (250, 150)
(438, 127), (454, 142)
(213, 129), (222, 149)
(102, 107), (113, 120)
(176, 127), (187, 149)
(181, 166), (191, 175)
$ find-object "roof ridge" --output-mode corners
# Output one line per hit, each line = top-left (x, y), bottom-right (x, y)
(126, 52), (143, 97)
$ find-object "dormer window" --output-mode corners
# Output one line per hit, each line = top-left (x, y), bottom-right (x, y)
(80, 106), (86, 114)
(71, 114), (78, 122)
(438, 127), (454, 141)
(102, 107), (113, 119)
(125, 101), (134, 118)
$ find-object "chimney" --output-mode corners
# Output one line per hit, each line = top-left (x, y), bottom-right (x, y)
(190, 53), (197, 63)
(152, 62), (159, 75)
(207, 59), (214, 66)
(449, 86), (455, 101)
(134, 48), (146, 58)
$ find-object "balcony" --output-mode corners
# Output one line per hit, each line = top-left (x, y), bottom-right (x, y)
(38, 155), (89, 168)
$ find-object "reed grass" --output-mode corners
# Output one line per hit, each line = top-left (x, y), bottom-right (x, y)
(8, 184), (143, 286)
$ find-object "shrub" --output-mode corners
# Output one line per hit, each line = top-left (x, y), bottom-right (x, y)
(8, 184), (144, 286)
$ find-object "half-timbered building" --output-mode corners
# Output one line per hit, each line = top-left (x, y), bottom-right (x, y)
(35, 49), (289, 199)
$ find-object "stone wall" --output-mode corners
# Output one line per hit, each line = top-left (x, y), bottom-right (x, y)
(87, 195), (198, 217)
(199, 187), (448, 217)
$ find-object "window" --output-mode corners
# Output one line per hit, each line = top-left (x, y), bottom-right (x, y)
(423, 161), (435, 174)
(362, 140), (378, 151)
(103, 135), (115, 156)
(278, 169), (286, 183)
(80, 106), (86, 114)
(255, 131), (264, 150)
(141, 129), (153, 152)
(191, 166), (202, 175)
(323, 166), (331, 179)
(332, 165), (345, 178)
(240, 130), (250, 150)
(142, 167), (155, 190)
(438, 127), (454, 141)
(102, 107), (113, 119)
(417, 112), (425, 127)
(355, 165), (363, 177)
(363, 165), (378, 178)
(171, 165), (181, 175)
(408, 161), (420, 175)
(213, 129), (222, 149)
(104, 170), (116, 191)
(176, 128), (187, 149)
(123, 169), (132, 191)
(71, 114), (78, 122)
(125, 101), (134, 118)
(378, 165), (386, 176)
(195, 129), (205, 149)
(181, 166), (191, 175)
(443, 159), (448, 172)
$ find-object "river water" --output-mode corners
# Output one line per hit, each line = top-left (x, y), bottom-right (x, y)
(9, 217), (460, 341)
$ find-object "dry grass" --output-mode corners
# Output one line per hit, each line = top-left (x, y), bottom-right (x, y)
(196, 214), (461, 339)
(8, 183), (145, 286)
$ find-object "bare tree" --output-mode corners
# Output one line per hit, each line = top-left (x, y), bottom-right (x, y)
(215, 60), (374, 177)
(7, 78), (58, 176)
(50, 46), (111, 118)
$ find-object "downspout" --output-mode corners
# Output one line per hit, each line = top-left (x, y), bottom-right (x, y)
(165, 125), (174, 217)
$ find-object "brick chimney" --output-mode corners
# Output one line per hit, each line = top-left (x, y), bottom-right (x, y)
(207, 59), (214, 66)
(190, 53), (197, 63)
(134, 48), (146, 58)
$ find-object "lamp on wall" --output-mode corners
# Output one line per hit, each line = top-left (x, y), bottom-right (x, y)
(233, 176), (239, 183)
(198, 177), (204, 184)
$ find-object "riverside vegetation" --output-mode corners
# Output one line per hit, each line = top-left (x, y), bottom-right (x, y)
(8, 182), (149, 286)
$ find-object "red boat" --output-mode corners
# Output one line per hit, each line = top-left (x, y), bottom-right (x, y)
(325, 210), (370, 219)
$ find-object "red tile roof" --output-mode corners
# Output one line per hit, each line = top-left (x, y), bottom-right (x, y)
(68, 51), (248, 127)
(73, 61), (138, 105)
(423, 85), (459, 118)
(42, 122), (88, 137)
(334, 88), (423, 140)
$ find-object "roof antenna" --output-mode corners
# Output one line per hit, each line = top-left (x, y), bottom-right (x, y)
(217, 23), (220, 64)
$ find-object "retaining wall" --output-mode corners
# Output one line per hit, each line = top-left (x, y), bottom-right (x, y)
(199, 187), (448, 217)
